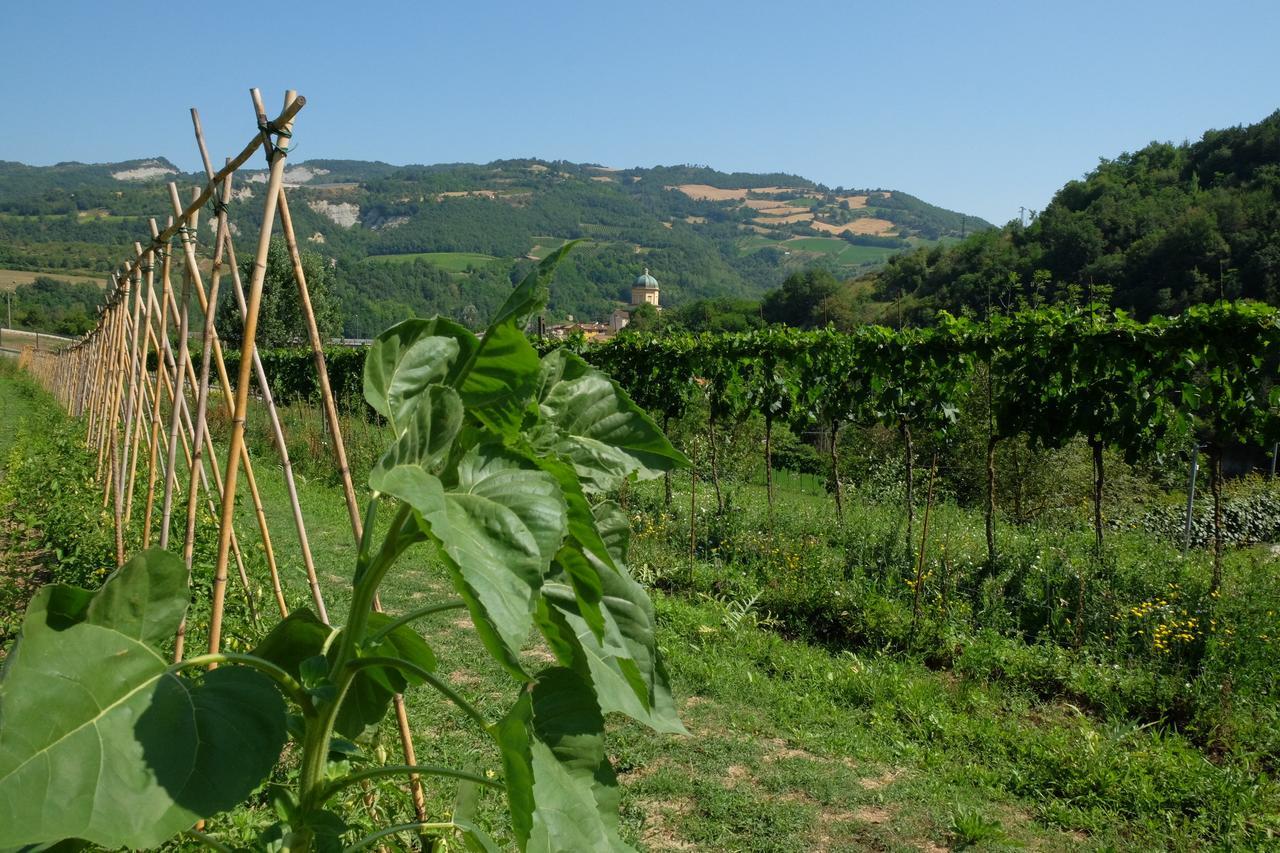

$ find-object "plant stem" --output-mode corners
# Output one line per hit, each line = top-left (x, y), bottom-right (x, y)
(347, 657), (490, 730)
(344, 821), (456, 853)
(169, 653), (313, 714)
(319, 764), (502, 803)
(363, 600), (466, 645)
(298, 502), (415, 817)
(183, 829), (234, 853)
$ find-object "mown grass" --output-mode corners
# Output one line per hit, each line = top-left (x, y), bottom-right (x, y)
(2, 378), (1279, 849)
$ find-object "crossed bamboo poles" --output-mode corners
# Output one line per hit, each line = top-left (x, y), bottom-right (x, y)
(24, 89), (427, 822)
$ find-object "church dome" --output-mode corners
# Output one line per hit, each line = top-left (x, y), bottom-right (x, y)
(634, 268), (658, 288)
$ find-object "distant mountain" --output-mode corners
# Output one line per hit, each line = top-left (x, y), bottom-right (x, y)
(873, 110), (1280, 321)
(0, 156), (992, 330)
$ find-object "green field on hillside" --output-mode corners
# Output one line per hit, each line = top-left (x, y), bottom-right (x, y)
(365, 251), (503, 271)
(0, 268), (106, 292)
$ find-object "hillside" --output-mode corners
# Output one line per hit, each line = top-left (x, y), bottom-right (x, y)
(873, 109), (1280, 320)
(0, 157), (991, 330)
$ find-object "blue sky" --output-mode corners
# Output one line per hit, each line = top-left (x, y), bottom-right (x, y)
(1, 0), (1277, 225)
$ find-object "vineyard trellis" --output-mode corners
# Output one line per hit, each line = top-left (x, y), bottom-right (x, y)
(557, 304), (1280, 588)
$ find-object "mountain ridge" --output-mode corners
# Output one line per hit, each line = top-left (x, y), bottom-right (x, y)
(0, 156), (992, 330)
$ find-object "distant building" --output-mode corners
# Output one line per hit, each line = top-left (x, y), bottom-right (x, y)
(545, 268), (662, 339)
(610, 268), (661, 333)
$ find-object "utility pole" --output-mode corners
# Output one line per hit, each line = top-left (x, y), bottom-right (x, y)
(1019, 207), (1026, 227)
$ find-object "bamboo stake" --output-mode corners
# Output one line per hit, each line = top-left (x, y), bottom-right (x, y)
(181, 178), (231, 627)
(159, 202), (199, 550)
(124, 245), (155, 524)
(100, 277), (131, 517)
(138, 340), (262, 624)
(277, 187), (360, 534)
(909, 454), (938, 642)
(142, 222), (174, 547)
(174, 177), (271, 656)
(140, 308), (265, 626)
(207, 89), (296, 659)
(162, 185), (289, 623)
(117, 260), (146, 532)
(191, 115), (328, 622)
(145, 266), (277, 621)
(108, 273), (134, 565)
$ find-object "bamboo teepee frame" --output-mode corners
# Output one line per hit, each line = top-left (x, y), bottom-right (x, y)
(22, 89), (428, 822)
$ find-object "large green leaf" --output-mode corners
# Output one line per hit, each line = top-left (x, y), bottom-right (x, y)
(459, 321), (541, 437)
(363, 319), (468, 431)
(490, 242), (575, 329)
(0, 550), (287, 849)
(535, 349), (689, 494)
(374, 447), (567, 679)
(370, 384), (463, 485)
(251, 609), (334, 680)
(454, 245), (575, 436)
(538, 503), (683, 734)
(492, 668), (631, 852)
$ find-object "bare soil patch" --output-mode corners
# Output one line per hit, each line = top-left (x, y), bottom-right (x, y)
(854, 805), (894, 824)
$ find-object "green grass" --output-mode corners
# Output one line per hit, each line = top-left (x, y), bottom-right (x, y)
(3, 386), (1279, 850)
(736, 235), (780, 255)
(834, 243), (902, 265)
(776, 237), (903, 267)
(0, 367), (37, 462)
(365, 251), (503, 271)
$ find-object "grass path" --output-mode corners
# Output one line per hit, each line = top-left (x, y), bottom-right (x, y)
(0, 374), (50, 655)
(0, 374), (36, 463)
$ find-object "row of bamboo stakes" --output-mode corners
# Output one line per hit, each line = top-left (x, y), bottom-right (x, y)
(23, 89), (428, 822)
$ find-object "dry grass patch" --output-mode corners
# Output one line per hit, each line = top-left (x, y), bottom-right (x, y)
(669, 184), (804, 202)
(761, 737), (822, 763)
(446, 669), (482, 687)
(753, 212), (814, 226)
(811, 217), (896, 236)
(836, 194), (869, 209)
(857, 767), (904, 790)
(637, 796), (699, 850)
(671, 184), (749, 201)
(436, 190), (498, 200)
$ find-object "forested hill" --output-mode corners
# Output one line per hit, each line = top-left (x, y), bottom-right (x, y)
(874, 110), (1280, 321)
(0, 156), (989, 330)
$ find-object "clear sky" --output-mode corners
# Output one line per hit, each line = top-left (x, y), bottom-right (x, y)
(1, 0), (1277, 225)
